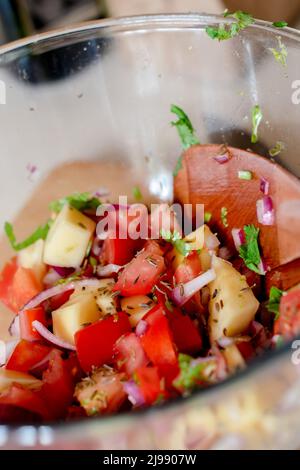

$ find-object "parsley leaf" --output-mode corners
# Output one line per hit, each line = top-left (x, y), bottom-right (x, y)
(171, 104), (200, 150)
(267, 286), (285, 320)
(206, 10), (254, 41)
(173, 354), (215, 393)
(160, 229), (191, 257)
(4, 220), (52, 252)
(269, 141), (285, 157)
(272, 21), (288, 28)
(239, 225), (263, 275)
(221, 207), (229, 228)
(269, 37), (287, 67)
(50, 192), (101, 213)
(204, 212), (212, 223)
(251, 105), (263, 144)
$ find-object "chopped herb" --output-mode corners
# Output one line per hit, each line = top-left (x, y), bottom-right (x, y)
(251, 105), (263, 144)
(204, 212), (212, 223)
(173, 156), (183, 177)
(274, 335), (285, 349)
(4, 220), (52, 252)
(267, 286), (285, 320)
(132, 186), (142, 201)
(239, 224), (263, 275)
(56, 273), (82, 285)
(165, 300), (174, 312)
(171, 104), (200, 150)
(269, 141), (285, 157)
(221, 207), (229, 228)
(160, 229), (191, 257)
(206, 10), (254, 41)
(269, 37), (287, 67)
(272, 21), (288, 28)
(89, 256), (97, 267)
(50, 192), (101, 213)
(173, 354), (215, 393)
(238, 170), (252, 180)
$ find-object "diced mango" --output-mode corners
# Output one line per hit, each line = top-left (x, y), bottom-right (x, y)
(52, 292), (100, 345)
(18, 239), (46, 283)
(72, 278), (117, 316)
(43, 204), (95, 268)
(208, 257), (259, 342)
(121, 295), (154, 327)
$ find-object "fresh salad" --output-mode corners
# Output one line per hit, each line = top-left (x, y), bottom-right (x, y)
(0, 105), (299, 423)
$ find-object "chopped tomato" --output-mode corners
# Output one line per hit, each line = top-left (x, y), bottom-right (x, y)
(167, 309), (202, 355)
(75, 312), (131, 373)
(174, 251), (204, 313)
(114, 241), (165, 296)
(40, 349), (78, 420)
(134, 366), (167, 405)
(139, 306), (179, 385)
(0, 404), (41, 423)
(0, 258), (18, 312)
(236, 341), (254, 361)
(1, 264), (43, 313)
(114, 332), (149, 376)
(19, 306), (47, 342)
(6, 340), (52, 373)
(0, 384), (50, 421)
(274, 289), (300, 339)
(49, 289), (74, 311)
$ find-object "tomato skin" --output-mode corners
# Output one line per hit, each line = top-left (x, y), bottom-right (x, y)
(167, 309), (202, 355)
(134, 366), (167, 405)
(274, 289), (300, 339)
(174, 251), (204, 313)
(101, 237), (143, 266)
(139, 306), (178, 385)
(0, 384), (50, 421)
(236, 341), (254, 361)
(75, 312), (131, 373)
(49, 290), (74, 311)
(114, 242), (165, 296)
(0, 258), (18, 312)
(6, 340), (52, 373)
(39, 349), (77, 420)
(19, 307), (47, 342)
(114, 333), (149, 376)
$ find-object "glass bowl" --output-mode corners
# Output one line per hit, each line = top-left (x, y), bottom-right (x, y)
(0, 13), (300, 450)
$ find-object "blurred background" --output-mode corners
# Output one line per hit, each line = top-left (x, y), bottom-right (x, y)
(0, 0), (300, 44)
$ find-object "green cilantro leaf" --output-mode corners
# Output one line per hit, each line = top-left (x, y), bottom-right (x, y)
(251, 105), (263, 144)
(269, 141), (285, 157)
(173, 354), (215, 393)
(50, 192), (101, 213)
(267, 286), (285, 320)
(239, 224), (263, 275)
(221, 207), (229, 228)
(204, 212), (212, 223)
(269, 37), (287, 67)
(171, 104), (200, 150)
(206, 10), (254, 41)
(160, 229), (191, 257)
(132, 186), (143, 201)
(272, 21), (288, 28)
(4, 220), (52, 252)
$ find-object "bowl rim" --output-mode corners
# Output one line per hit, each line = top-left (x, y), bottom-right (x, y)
(0, 12), (299, 56)
(0, 12), (299, 436)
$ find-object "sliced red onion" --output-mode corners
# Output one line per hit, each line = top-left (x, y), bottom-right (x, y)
(21, 278), (102, 312)
(256, 196), (275, 226)
(260, 177), (270, 195)
(123, 380), (145, 407)
(32, 321), (76, 350)
(0, 339), (19, 366)
(52, 266), (74, 277)
(213, 154), (230, 164)
(171, 269), (216, 307)
(9, 315), (20, 338)
(257, 258), (268, 275)
(136, 320), (148, 337)
(231, 228), (245, 251)
(97, 264), (122, 277)
(43, 268), (63, 287)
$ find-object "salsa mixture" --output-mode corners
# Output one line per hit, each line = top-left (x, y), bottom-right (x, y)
(0, 105), (299, 423)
